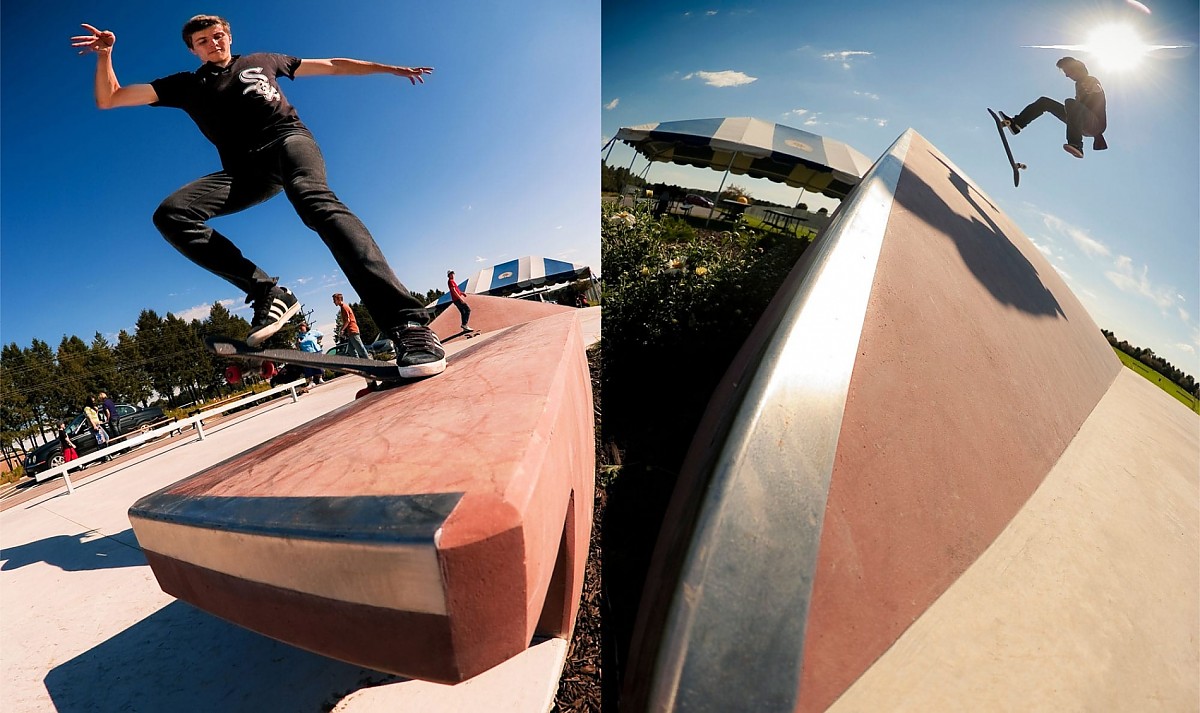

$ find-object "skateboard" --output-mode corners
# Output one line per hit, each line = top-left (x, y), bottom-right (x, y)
(445, 328), (482, 342)
(205, 336), (420, 386)
(988, 108), (1027, 187)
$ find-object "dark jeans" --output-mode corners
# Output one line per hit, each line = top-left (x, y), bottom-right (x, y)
(152, 133), (430, 329)
(1013, 97), (1099, 149)
(453, 300), (471, 327)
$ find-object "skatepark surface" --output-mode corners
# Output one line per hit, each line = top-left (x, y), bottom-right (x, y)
(1, 306), (599, 712)
(623, 131), (1198, 711)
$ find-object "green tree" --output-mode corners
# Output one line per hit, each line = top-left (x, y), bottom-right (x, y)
(54, 335), (92, 421)
(351, 302), (379, 341)
(0, 344), (37, 467)
(203, 300), (250, 341)
(720, 184), (752, 202)
(160, 314), (208, 405)
(113, 330), (153, 407)
(20, 340), (59, 444)
(135, 310), (174, 405)
(87, 333), (121, 401)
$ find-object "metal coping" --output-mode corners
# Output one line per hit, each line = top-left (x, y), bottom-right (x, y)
(646, 131), (914, 712)
(129, 492), (463, 543)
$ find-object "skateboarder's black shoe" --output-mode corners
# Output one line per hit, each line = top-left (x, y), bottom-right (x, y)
(390, 324), (446, 378)
(246, 285), (300, 347)
(1000, 111), (1021, 135)
(1063, 143), (1084, 159)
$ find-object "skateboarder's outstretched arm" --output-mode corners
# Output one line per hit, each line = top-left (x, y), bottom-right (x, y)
(71, 23), (159, 109)
(294, 58), (434, 84)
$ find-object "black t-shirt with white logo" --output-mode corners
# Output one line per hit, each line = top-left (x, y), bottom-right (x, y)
(151, 53), (311, 167)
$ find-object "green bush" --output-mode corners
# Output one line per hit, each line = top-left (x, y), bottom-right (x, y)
(2, 465), (26, 485)
(600, 201), (811, 462)
(598, 201), (813, 675)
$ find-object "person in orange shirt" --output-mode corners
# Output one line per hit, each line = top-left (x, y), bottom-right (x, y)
(333, 292), (370, 359)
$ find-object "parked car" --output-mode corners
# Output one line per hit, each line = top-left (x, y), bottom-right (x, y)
(24, 404), (168, 476)
(684, 193), (714, 209)
(325, 333), (395, 360)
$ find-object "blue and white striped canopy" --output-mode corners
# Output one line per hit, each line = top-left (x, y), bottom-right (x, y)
(432, 256), (592, 306)
(614, 117), (874, 199)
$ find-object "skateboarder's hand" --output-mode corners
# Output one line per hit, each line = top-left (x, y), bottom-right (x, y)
(72, 24), (115, 55)
(393, 66), (434, 85)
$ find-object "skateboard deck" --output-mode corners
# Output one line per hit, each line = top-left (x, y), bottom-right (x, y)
(444, 328), (483, 342)
(988, 108), (1026, 187)
(205, 336), (416, 384)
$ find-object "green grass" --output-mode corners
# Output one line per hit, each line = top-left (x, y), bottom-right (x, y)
(740, 213), (819, 240)
(1113, 348), (1199, 414)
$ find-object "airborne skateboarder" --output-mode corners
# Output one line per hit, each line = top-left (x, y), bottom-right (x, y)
(1000, 56), (1108, 159)
(72, 15), (446, 378)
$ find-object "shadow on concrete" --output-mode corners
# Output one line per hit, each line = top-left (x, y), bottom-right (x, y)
(898, 148), (1066, 320)
(0, 528), (145, 572)
(44, 600), (401, 713)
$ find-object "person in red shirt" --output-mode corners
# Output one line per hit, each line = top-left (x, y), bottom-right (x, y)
(447, 270), (472, 332)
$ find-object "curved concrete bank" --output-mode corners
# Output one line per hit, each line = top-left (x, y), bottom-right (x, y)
(623, 130), (1196, 711)
(130, 309), (595, 683)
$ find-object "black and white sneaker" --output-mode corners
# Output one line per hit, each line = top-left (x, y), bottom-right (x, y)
(390, 323), (446, 378)
(245, 286), (300, 347)
(1000, 111), (1021, 135)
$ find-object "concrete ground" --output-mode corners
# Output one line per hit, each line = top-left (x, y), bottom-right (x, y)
(1, 307), (600, 713)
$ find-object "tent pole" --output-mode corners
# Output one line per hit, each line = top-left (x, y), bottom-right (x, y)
(620, 151), (638, 207)
(707, 151), (737, 229)
(792, 186), (807, 210)
(602, 138), (617, 169)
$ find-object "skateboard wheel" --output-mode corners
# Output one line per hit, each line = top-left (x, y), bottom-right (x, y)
(1016, 163), (1027, 170)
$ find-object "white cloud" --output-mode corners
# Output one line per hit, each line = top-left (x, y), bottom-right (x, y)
(1104, 255), (1176, 311)
(1029, 236), (1055, 258)
(174, 299), (236, 322)
(604, 98), (620, 110)
(682, 70), (757, 87)
(853, 90), (880, 100)
(706, 10), (718, 16)
(855, 116), (888, 127)
(785, 108), (822, 126)
(822, 50), (873, 69)
(1040, 212), (1111, 258)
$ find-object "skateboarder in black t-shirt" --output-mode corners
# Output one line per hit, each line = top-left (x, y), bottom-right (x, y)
(71, 15), (446, 378)
(1000, 56), (1109, 160)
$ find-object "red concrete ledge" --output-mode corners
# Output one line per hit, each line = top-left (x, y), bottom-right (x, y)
(429, 293), (574, 341)
(624, 130), (1124, 712)
(129, 310), (594, 683)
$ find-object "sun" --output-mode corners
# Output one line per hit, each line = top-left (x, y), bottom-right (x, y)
(1082, 23), (1151, 72)
(1024, 20), (1190, 74)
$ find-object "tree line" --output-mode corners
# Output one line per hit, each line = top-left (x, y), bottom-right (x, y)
(1103, 329), (1198, 397)
(0, 289), (445, 469)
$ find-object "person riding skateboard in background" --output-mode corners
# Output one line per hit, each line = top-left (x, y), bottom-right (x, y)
(447, 270), (472, 333)
(1000, 56), (1107, 159)
(71, 15), (446, 378)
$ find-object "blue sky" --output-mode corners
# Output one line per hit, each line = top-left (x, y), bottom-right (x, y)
(602, 0), (1199, 376)
(1, 1), (599, 345)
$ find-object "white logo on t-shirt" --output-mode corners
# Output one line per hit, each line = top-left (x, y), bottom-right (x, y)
(239, 67), (281, 102)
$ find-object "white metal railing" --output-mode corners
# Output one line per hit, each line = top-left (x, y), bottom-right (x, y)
(35, 379), (306, 494)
